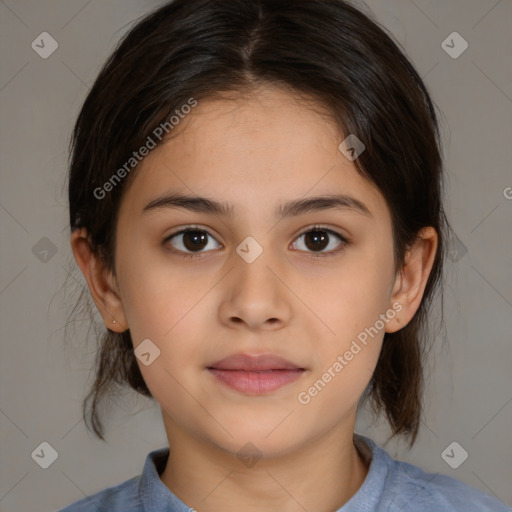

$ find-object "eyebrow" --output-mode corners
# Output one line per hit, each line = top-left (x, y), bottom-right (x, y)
(142, 192), (372, 219)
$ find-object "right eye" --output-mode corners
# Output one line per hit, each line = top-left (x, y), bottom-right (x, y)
(164, 226), (222, 258)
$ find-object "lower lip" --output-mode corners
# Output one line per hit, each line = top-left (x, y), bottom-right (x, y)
(207, 369), (305, 395)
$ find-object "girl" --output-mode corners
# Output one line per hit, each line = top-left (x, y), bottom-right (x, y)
(61, 0), (510, 510)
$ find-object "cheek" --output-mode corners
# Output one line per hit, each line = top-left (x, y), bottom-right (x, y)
(298, 346), (381, 420)
(313, 251), (394, 342)
(298, 293), (385, 416)
(116, 241), (210, 340)
(117, 261), (216, 402)
(300, 249), (392, 401)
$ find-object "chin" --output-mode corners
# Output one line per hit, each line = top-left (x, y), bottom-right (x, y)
(205, 421), (307, 459)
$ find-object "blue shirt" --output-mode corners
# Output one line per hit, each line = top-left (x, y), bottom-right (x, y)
(59, 434), (510, 511)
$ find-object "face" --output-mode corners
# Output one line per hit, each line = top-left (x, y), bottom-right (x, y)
(112, 86), (399, 457)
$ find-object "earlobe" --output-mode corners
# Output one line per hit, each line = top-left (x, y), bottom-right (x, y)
(386, 227), (438, 333)
(70, 228), (128, 332)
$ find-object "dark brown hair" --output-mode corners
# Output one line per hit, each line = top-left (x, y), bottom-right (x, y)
(68, 0), (451, 445)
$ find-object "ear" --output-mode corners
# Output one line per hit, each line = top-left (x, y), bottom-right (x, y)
(385, 226), (438, 333)
(70, 228), (128, 332)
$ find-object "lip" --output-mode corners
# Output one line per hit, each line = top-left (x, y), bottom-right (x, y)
(207, 353), (306, 395)
(208, 353), (304, 371)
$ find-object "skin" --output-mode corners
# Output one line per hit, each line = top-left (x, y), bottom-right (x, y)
(71, 85), (438, 512)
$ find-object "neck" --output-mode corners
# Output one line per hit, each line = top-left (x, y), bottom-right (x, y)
(159, 417), (370, 512)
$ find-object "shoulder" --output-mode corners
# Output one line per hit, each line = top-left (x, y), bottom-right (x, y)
(381, 447), (510, 511)
(353, 435), (510, 512)
(58, 475), (142, 511)
(58, 447), (172, 512)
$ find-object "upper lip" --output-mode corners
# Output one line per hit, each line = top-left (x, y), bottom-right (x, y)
(207, 353), (304, 371)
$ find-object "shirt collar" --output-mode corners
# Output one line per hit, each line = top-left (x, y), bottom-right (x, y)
(338, 434), (389, 510)
(138, 447), (191, 512)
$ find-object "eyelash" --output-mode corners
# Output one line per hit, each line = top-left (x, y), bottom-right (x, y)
(163, 225), (350, 260)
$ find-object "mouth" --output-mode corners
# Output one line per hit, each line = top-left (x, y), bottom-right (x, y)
(206, 353), (306, 395)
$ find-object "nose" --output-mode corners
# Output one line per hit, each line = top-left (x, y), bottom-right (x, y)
(218, 245), (293, 332)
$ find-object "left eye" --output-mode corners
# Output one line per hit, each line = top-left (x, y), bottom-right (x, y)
(291, 227), (348, 256)
(164, 226), (348, 258)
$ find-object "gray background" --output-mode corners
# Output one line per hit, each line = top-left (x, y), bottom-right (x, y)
(0, 0), (511, 511)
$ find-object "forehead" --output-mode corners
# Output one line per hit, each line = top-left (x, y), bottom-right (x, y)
(120, 86), (388, 221)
